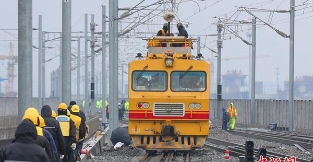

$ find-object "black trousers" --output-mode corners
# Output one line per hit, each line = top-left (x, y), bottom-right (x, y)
(63, 146), (75, 162)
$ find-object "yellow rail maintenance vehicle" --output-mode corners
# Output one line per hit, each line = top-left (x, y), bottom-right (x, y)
(128, 36), (210, 151)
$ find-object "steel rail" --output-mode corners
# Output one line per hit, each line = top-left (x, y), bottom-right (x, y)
(206, 137), (311, 162)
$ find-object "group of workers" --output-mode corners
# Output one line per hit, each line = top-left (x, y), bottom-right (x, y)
(0, 101), (88, 162)
(157, 22), (189, 47)
(222, 103), (237, 130)
(95, 99), (129, 121)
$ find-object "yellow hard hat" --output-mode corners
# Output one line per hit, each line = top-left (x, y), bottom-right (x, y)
(51, 110), (56, 118)
(58, 103), (67, 110)
(38, 115), (46, 127)
(22, 113), (39, 126)
(230, 103), (234, 107)
(24, 107), (39, 116)
(71, 105), (80, 113)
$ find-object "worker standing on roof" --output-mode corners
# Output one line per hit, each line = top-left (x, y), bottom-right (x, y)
(157, 23), (168, 36)
(227, 103), (237, 130)
(57, 103), (76, 162)
(177, 22), (188, 38)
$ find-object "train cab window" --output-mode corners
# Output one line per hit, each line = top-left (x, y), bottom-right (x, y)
(171, 71), (206, 92)
(132, 71), (167, 91)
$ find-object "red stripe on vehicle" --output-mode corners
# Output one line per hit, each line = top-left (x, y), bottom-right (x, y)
(128, 113), (209, 119)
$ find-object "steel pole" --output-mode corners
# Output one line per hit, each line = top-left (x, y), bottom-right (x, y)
(59, 39), (62, 103)
(42, 31), (46, 105)
(90, 14), (95, 115)
(197, 36), (200, 54)
(216, 20), (223, 120)
(84, 14), (88, 114)
(121, 64), (124, 99)
(109, 0), (119, 135)
(62, 0), (72, 103)
(251, 17), (256, 124)
(77, 37), (80, 102)
(102, 5), (107, 123)
(289, 0), (295, 131)
(18, 0), (33, 122)
(38, 15), (42, 111)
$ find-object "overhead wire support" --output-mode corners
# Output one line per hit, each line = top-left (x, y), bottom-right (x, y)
(223, 25), (251, 45)
(241, 7), (289, 38)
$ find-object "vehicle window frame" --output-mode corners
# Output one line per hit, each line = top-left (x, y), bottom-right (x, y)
(131, 70), (168, 92)
(170, 71), (207, 92)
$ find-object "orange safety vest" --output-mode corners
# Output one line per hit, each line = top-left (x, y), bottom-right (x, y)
(227, 107), (237, 118)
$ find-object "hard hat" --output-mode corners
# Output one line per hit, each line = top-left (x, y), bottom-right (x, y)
(71, 105), (80, 113)
(58, 103), (67, 110)
(24, 107), (39, 116)
(38, 115), (46, 127)
(22, 113), (39, 126)
(51, 110), (56, 118)
(230, 103), (234, 107)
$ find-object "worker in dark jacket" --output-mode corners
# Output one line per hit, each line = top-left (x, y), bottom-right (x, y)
(57, 103), (76, 162)
(0, 119), (49, 162)
(38, 115), (59, 162)
(222, 108), (229, 130)
(41, 105), (66, 160)
(177, 22), (188, 38)
(23, 108), (56, 162)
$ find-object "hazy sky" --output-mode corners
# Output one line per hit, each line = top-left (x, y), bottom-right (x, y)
(0, 0), (312, 96)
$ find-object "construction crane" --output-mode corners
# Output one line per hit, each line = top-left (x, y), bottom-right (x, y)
(0, 43), (17, 97)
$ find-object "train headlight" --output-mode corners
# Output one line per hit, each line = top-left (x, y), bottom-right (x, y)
(165, 58), (173, 67)
(195, 103), (202, 109)
(143, 103), (150, 109)
(188, 103), (195, 109)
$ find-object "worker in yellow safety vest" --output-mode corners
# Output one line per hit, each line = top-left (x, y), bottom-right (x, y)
(56, 103), (76, 162)
(227, 103), (237, 130)
(70, 105), (84, 161)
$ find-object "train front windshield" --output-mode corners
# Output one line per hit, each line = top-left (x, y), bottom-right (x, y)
(171, 71), (206, 92)
(132, 71), (167, 91)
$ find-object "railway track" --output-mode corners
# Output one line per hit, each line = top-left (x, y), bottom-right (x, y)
(228, 129), (313, 149)
(205, 137), (312, 162)
(132, 150), (190, 162)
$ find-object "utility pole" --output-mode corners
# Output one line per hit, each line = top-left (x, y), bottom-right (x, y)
(246, 32), (252, 99)
(77, 37), (80, 102)
(102, 5), (107, 123)
(276, 68), (279, 100)
(18, 0), (33, 122)
(197, 37), (201, 54)
(109, 0), (119, 135)
(62, 0), (72, 104)
(121, 64), (124, 99)
(42, 31), (46, 105)
(251, 17), (256, 124)
(90, 14), (95, 115)
(38, 15), (43, 111)
(289, 0), (295, 131)
(59, 38), (62, 103)
(84, 14), (88, 114)
(216, 19), (223, 120)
